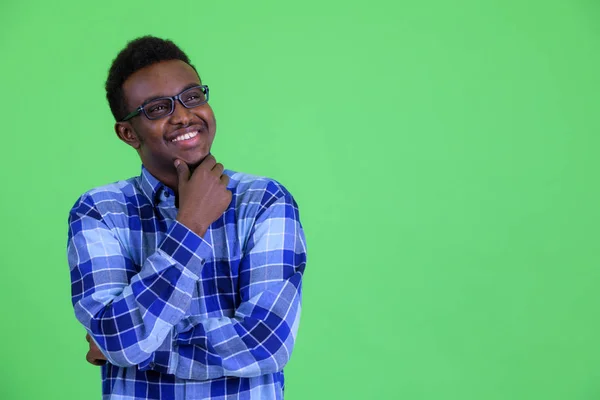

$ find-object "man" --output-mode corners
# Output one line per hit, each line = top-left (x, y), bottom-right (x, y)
(67, 36), (307, 400)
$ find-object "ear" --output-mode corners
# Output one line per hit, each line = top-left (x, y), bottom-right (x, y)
(115, 122), (141, 149)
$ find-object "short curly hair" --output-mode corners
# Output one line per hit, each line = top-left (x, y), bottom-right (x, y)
(106, 36), (197, 121)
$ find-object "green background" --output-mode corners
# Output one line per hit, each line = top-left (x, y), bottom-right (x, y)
(1, 0), (599, 399)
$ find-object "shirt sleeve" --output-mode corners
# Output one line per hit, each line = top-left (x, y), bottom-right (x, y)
(163, 189), (307, 380)
(67, 194), (214, 367)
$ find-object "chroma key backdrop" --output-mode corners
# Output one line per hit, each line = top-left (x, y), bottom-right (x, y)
(0, 0), (599, 399)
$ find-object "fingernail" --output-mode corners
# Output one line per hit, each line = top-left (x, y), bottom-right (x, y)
(174, 160), (180, 168)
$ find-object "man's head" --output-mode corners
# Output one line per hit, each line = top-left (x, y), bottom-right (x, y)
(106, 36), (216, 189)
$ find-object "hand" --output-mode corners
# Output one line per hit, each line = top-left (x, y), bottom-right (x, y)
(175, 155), (232, 237)
(86, 333), (107, 366)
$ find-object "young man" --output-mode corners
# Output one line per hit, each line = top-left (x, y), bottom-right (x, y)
(67, 36), (307, 399)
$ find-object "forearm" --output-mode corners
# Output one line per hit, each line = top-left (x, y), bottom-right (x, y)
(74, 254), (196, 366)
(166, 186), (307, 379)
(170, 272), (303, 380)
(69, 202), (211, 367)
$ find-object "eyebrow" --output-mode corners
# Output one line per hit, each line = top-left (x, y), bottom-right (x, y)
(141, 82), (202, 105)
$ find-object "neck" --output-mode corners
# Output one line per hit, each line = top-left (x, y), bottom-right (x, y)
(145, 160), (202, 195)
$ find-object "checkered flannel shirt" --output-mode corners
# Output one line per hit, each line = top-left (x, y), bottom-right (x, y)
(67, 166), (306, 399)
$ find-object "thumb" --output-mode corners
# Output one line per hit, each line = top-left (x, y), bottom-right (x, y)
(174, 159), (190, 183)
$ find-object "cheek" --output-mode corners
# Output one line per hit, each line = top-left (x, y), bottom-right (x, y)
(209, 117), (217, 134)
(198, 107), (216, 129)
(141, 122), (167, 140)
(136, 126), (168, 150)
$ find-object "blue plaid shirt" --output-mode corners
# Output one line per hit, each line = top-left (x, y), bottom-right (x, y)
(67, 166), (306, 400)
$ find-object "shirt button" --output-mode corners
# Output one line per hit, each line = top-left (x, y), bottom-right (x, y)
(149, 362), (156, 368)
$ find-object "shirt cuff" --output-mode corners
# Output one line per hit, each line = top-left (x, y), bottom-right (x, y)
(158, 221), (213, 279)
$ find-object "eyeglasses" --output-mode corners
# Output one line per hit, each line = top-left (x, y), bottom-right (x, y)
(121, 85), (210, 121)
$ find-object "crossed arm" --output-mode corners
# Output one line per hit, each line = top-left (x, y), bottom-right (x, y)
(69, 190), (306, 378)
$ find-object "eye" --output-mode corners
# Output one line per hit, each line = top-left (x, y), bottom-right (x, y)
(148, 104), (167, 112)
(144, 99), (172, 118)
(183, 88), (206, 106)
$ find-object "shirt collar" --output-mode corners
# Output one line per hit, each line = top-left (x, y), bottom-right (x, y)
(139, 165), (174, 205)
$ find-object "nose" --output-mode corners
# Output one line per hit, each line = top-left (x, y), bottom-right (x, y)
(168, 99), (194, 125)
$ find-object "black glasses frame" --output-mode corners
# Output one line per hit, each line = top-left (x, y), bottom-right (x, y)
(121, 85), (210, 122)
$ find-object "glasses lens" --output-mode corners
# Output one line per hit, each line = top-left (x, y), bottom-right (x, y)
(144, 99), (173, 119)
(181, 86), (208, 108)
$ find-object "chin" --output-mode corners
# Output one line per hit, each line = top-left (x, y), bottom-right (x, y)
(184, 151), (210, 170)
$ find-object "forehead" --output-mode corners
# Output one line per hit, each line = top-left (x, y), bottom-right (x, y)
(122, 59), (200, 106)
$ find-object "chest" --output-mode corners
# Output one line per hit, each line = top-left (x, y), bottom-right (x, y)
(116, 203), (245, 318)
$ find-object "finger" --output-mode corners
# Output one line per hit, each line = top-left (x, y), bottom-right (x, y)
(85, 350), (94, 365)
(224, 189), (233, 205)
(174, 159), (190, 183)
(88, 337), (107, 360)
(90, 358), (106, 366)
(199, 154), (217, 171)
(220, 175), (230, 186)
(93, 350), (107, 361)
(212, 162), (224, 176)
(86, 350), (106, 366)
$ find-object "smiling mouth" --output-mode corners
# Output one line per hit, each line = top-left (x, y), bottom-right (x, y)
(171, 131), (199, 142)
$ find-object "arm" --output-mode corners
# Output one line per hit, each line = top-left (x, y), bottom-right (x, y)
(167, 189), (307, 380)
(68, 194), (212, 367)
(70, 156), (231, 368)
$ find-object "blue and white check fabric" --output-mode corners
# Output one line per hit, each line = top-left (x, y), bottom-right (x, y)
(67, 166), (307, 400)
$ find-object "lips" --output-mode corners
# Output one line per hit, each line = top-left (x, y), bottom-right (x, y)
(166, 123), (206, 143)
(171, 130), (199, 142)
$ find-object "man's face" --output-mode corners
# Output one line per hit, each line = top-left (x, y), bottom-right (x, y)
(116, 59), (216, 186)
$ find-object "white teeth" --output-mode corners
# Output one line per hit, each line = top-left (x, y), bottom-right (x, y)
(172, 131), (199, 142)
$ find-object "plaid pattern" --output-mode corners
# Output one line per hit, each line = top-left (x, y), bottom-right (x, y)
(67, 166), (306, 400)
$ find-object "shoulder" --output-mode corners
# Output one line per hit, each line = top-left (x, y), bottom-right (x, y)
(68, 177), (142, 219)
(224, 170), (301, 225)
(225, 170), (294, 205)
